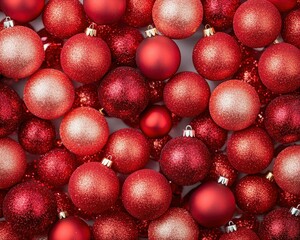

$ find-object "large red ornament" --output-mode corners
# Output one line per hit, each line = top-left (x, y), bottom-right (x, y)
(282, 9), (300, 49)
(99, 67), (149, 119)
(164, 71), (210, 117)
(24, 69), (75, 120)
(73, 83), (101, 110)
(60, 107), (109, 156)
(193, 31), (241, 81)
(0, 138), (26, 189)
(0, 221), (20, 240)
(148, 135), (172, 161)
(220, 224), (260, 240)
(233, 0), (282, 48)
(148, 208), (199, 239)
(209, 80), (261, 131)
(267, 0), (297, 12)
(122, 169), (172, 220)
(258, 43), (300, 93)
(152, 0), (203, 39)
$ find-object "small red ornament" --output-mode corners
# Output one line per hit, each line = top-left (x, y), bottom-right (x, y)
(73, 83), (102, 110)
(209, 80), (261, 131)
(267, 0), (297, 12)
(99, 67), (149, 119)
(198, 227), (223, 240)
(148, 208), (199, 239)
(60, 107), (109, 156)
(122, 169), (172, 220)
(148, 135), (172, 161)
(0, 221), (20, 240)
(258, 43), (300, 94)
(234, 214), (260, 232)
(54, 191), (76, 216)
(220, 222), (260, 240)
(282, 9), (300, 49)
(148, 80), (165, 104)
(18, 117), (56, 155)
(233, 0), (282, 48)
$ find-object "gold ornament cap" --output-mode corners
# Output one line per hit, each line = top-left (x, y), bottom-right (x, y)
(183, 125), (195, 137)
(101, 155), (113, 168)
(85, 23), (97, 37)
(3, 16), (14, 29)
(58, 211), (68, 219)
(265, 171), (274, 182)
(145, 25), (158, 38)
(203, 24), (215, 37)
(226, 221), (237, 233)
(290, 204), (300, 217)
(218, 176), (229, 186)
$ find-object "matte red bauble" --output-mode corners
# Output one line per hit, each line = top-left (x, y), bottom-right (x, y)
(0, 221), (20, 240)
(3, 182), (57, 235)
(0, 25), (44, 79)
(273, 146), (300, 196)
(152, 0), (203, 39)
(267, 0), (297, 12)
(148, 208), (199, 240)
(24, 69), (75, 120)
(122, 169), (172, 220)
(60, 107), (109, 156)
(61, 32), (111, 84)
(83, 0), (126, 25)
(227, 127), (274, 174)
(193, 31), (242, 81)
(99, 67), (149, 119)
(209, 80), (261, 131)
(220, 227), (259, 240)
(136, 34), (181, 81)
(164, 71), (210, 117)
(73, 83), (101, 109)
(0, 0), (44, 23)
(148, 135), (172, 161)
(0, 138), (26, 189)
(258, 43), (300, 93)
(233, 0), (281, 48)
(264, 95), (300, 143)
(282, 10), (300, 49)
(189, 181), (236, 227)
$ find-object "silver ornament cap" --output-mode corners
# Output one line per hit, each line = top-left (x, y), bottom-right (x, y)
(101, 155), (113, 168)
(226, 221), (237, 233)
(218, 176), (229, 186)
(183, 125), (195, 137)
(290, 204), (300, 217)
(85, 23), (97, 37)
(145, 25), (158, 38)
(3, 16), (14, 29)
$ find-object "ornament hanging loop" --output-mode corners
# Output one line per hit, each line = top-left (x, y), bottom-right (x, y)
(101, 155), (113, 168)
(203, 24), (215, 37)
(226, 221), (237, 233)
(183, 125), (195, 137)
(265, 171), (274, 182)
(290, 204), (300, 217)
(58, 211), (68, 219)
(3, 16), (14, 29)
(85, 23), (97, 37)
(145, 25), (158, 38)
(218, 176), (229, 186)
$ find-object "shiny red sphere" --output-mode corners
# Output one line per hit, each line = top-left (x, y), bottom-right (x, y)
(220, 228), (260, 240)
(282, 9), (300, 49)
(267, 0), (297, 12)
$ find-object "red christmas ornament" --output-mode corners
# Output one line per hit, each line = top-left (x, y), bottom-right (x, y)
(0, 190), (6, 217)
(233, 0), (282, 48)
(234, 214), (259, 232)
(60, 107), (109, 156)
(75, 151), (104, 164)
(198, 227), (223, 240)
(122, 169), (172, 220)
(0, 221), (20, 240)
(160, 126), (211, 186)
(136, 30), (181, 81)
(21, 161), (40, 183)
(68, 162), (119, 215)
(282, 9), (300, 49)
(18, 117), (56, 155)
(99, 67), (149, 120)
(54, 191), (76, 216)
(278, 189), (300, 209)
(139, 105), (172, 138)
(0, 0), (44, 23)
(267, 0), (297, 12)
(148, 135), (172, 161)
(193, 30), (242, 81)
(220, 223), (260, 240)
(148, 208), (199, 239)
(227, 127), (274, 174)
(24, 69), (75, 120)
(258, 43), (300, 93)
(273, 145), (300, 196)
(148, 80), (165, 104)
(164, 71), (210, 117)
(84, 0), (126, 25)
(136, 219), (150, 238)
(0, 138), (26, 189)
(3, 182), (57, 236)
(264, 95), (300, 143)
(73, 83), (102, 110)
(0, 82), (23, 137)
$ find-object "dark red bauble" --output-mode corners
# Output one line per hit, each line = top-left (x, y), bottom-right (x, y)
(203, 0), (240, 30)
(193, 32), (242, 81)
(267, 0), (297, 12)
(54, 191), (76, 216)
(0, 26), (44, 79)
(282, 10), (300, 49)
(259, 208), (300, 239)
(99, 67), (149, 119)
(0, 0), (44, 23)
(189, 182), (236, 227)
(0, 82), (22, 137)
(190, 112), (228, 151)
(233, 0), (282, 48)
(3, 182), (57, 235)
(61, 33), (111, 84)
(199, 227), (223, 240)
(136, 35), (181, 81)
(160, 136), (211, 186)
(164, 71), (210, 117)
(0, 190), (7, 217)
(122, 169), (172, 220)
(148, 208), (199, 240)
(148, 81), (166, 104)
(69, 162), (119, 215)
(83, 0), (126, 25)
(274, 145), (300, 196)
(227, 127), (274, 174)
(139, 105), (172, 138)
(148, 135), (172, 161)
(278, 189), (300, 208)
(0, 221), (20, 240)
(73, 83), (102, 110)
(258, 43), (300, 93)
(220, 228), (260, 240)
(60, 107), (109, 156)
(264, 95), (300, 143)
(93, 211), (138, 240)
(209, 80), (261, 131)
(75, 151), (103, 164)
(122, 0), (155, 27)
(234, 214), (260, 232)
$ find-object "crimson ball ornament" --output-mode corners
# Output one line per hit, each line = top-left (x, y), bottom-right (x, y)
(209, 80), (261, 131)
(0, 190), (6, 217)
(0, 138), (26, 189)
(60, 107), (109, 156)
(73, 83), (101, 109)
(199, 227), (223, 240)
(122, 169), (172, 220)
(273, 146), (300, 196)
(136, 34), (181, 81)
(234, 214), (260, 232)
(0, 221), (20, 240)
(149, 80), (165, 104)
(233, 0), (282, 48)
(267, 0), (297, 12)
(193, 31), (242, 81)
(278, 189), (300, 208)
(220, 227), (260, 240)
(282, 10), (300, 49)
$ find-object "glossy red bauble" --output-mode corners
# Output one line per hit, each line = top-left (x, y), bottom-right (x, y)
(282, 9), (300, 49)
(267, 0), (297, 12)
(220, 228), (260, 240)
(73, 83), (101, 109)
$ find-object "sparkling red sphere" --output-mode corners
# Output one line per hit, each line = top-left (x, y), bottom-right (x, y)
(220, 228), (260, 240)
(282, 9), (300, 49)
